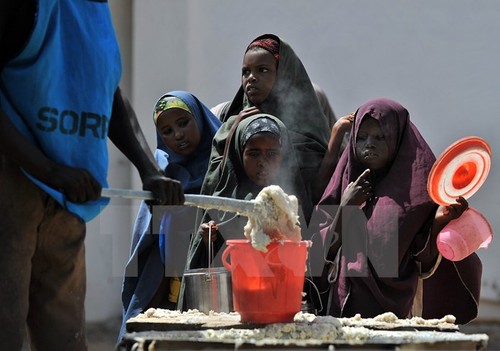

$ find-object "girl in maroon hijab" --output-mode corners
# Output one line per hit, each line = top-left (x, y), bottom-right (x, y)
(315, 97), (481, 323)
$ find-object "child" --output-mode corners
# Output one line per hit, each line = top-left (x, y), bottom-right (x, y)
(314, 97), (481, 323)
(184, 113), (304, 271)
(119, 91), (221, 339)
(203, 34), (332, 219)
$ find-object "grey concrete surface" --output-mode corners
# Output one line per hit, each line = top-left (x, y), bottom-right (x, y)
(87, 319), (500, 351)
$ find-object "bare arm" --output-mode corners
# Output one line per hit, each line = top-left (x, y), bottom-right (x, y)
(108, 87), (184, 205)
(313, 113), (354, 202)
(418, 197), (469, 272)
(0, 107), (105, 202)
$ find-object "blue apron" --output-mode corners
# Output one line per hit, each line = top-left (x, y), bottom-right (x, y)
(0, 0), (121, 221)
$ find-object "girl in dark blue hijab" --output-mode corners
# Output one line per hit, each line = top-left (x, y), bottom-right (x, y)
(119, 91), (221, 340)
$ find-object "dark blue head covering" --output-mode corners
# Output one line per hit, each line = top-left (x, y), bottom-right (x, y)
(120, 91), (221, 340)
(153, 90), (222, 192)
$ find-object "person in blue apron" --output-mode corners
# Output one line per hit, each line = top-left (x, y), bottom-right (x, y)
(0, 2), (184, 350)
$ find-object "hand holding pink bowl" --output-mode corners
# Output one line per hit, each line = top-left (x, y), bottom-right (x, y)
(427, 136), (493, 261)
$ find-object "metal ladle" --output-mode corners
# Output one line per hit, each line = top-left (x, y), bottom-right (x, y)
(101, 188), (256, 216)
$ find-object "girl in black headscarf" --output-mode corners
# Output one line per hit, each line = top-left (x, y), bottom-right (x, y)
(203, 34), (331, 219)
(186, 113), (304, 270)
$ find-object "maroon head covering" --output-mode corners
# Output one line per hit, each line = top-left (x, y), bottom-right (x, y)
(246, 37), (280, 62)
(318, 97), (437, 318)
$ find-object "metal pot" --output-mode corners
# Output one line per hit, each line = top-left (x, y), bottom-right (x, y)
(183, 267), (233, 314)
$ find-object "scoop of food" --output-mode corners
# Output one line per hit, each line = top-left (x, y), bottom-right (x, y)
(244, 185), (301, 252)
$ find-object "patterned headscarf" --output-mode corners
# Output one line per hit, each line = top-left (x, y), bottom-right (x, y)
(242, 116), (282, 148)
(153, 96), (191, 126)
(209, 113), (304, 201)
(246, 37), (280, 61)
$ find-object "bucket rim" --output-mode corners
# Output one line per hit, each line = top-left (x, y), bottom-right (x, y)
(225, 239), (312, 247)
(466, 207), (493, 235)
(184, 267), (231, 276)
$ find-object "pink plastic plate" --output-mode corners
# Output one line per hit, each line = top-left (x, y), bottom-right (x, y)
(428, 137), (491, 206)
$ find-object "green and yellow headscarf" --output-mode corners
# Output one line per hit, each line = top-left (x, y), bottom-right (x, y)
(153, 96), (191, 125)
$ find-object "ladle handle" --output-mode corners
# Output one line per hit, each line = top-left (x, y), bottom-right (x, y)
(101, 188), (255, 215)
(101, 188), (154, 200)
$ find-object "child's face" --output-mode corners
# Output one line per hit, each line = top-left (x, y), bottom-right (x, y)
(355, 117), (390, 171)
(156, 108), (200, 156)
(241, 48), (277, 106)
(243, 132), (282, 187)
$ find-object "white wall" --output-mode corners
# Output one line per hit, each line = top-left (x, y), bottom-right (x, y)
(84, 0), (136, 322)
(85, 0), (500, 322)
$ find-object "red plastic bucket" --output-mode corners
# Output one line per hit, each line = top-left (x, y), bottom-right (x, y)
(222, 239), (310, 323)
